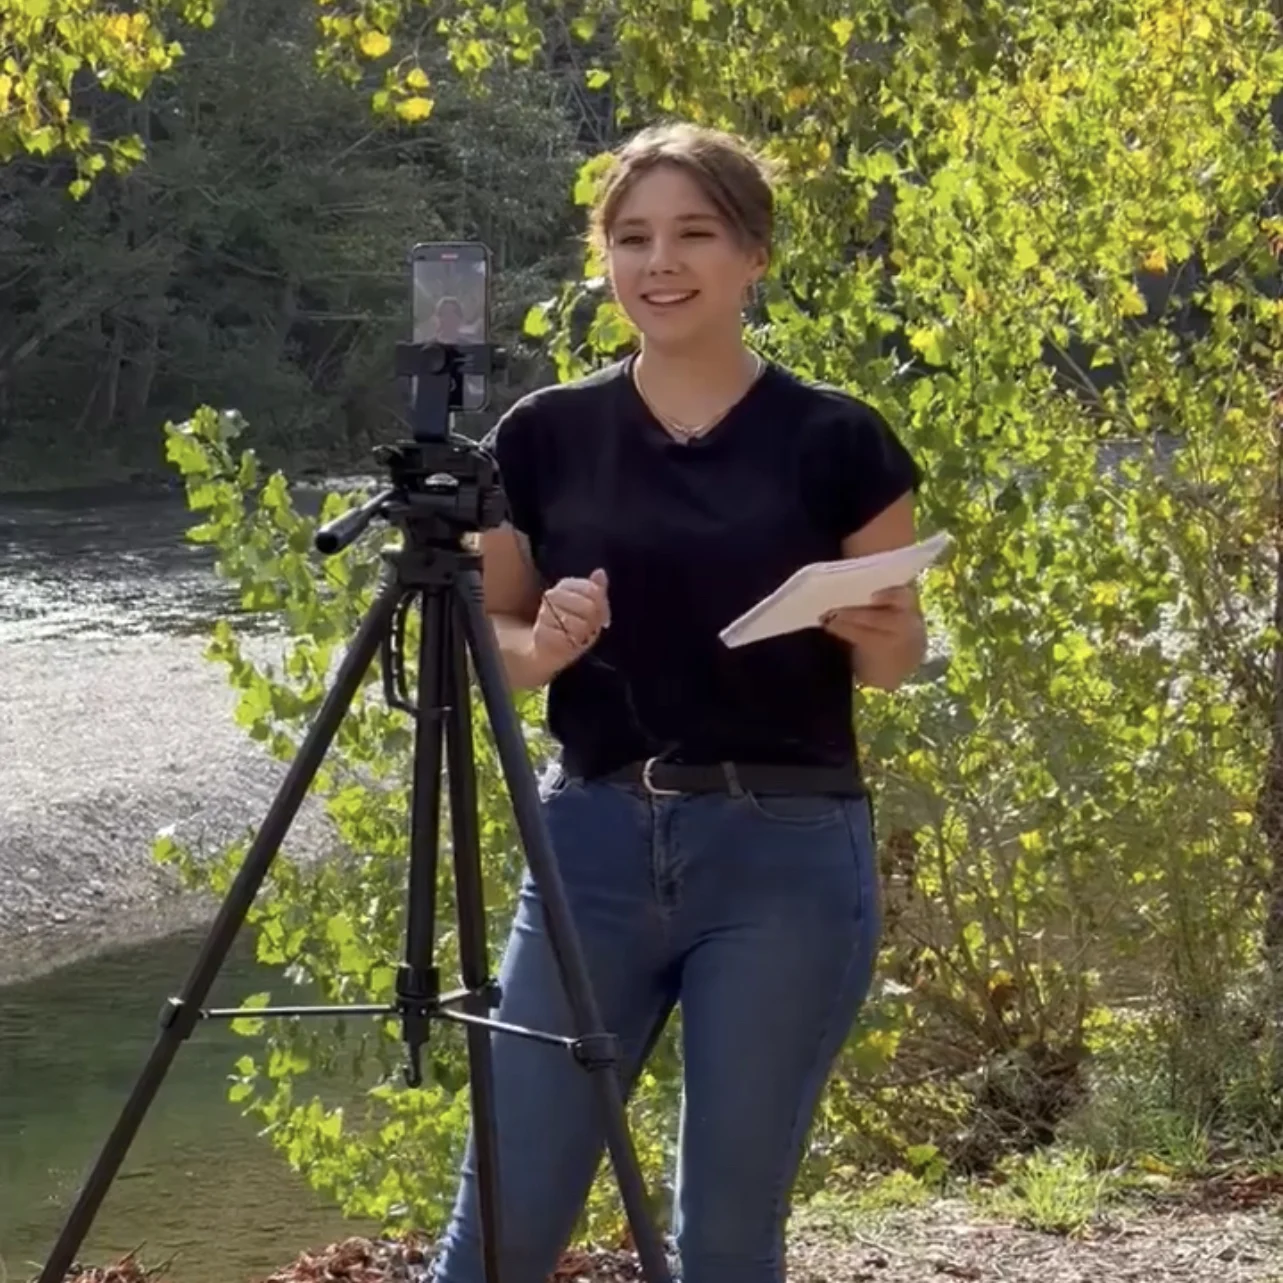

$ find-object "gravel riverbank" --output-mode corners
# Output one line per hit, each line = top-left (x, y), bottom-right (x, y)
(1, 631), (334, 987)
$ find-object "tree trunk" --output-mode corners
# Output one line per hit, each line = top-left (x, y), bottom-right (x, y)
(1262, 410), (1283, 1026)
(124, 322), (160, 427)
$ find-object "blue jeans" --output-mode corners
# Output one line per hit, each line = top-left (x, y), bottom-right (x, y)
(433, 778), (882, 1283)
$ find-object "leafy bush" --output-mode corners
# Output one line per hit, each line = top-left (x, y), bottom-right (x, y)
(532, 0), (1283, 1174)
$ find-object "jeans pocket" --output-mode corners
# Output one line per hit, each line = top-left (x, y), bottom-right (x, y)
(843, 797), (882, 930)
(738, 791), (851, 829)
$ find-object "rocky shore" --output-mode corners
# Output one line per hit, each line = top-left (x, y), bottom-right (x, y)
(1, 630), (333, 987)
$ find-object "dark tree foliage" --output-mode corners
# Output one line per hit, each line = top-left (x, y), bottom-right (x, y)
(0, 0), (587, 490)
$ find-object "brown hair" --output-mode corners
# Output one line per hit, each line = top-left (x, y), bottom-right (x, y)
(589, 122), (777, 257)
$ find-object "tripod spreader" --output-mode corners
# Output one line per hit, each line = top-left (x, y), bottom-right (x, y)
(171, 986), (622, 1075)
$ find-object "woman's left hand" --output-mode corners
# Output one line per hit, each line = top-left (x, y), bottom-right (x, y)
(821, 585), (926, 688)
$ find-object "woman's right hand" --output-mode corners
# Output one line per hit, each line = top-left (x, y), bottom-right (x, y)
(530, 568), (611, 677)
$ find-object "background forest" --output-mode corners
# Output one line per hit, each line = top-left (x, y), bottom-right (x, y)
(0, 0), (607, 490)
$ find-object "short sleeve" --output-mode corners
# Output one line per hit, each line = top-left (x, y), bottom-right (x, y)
(481, 398), (543, 543)
(807, 398), (924, 540)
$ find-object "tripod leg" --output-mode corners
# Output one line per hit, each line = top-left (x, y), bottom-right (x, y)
(442, 593), (504, 1283)
(452, 570), (673, 1283)
(38, 575), (406, 1283)
(398, 585), (447, 1088)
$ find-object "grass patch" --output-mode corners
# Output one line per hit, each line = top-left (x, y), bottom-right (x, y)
(971, 1147), (1120, 1236)
(795, 1169), (938, 1240)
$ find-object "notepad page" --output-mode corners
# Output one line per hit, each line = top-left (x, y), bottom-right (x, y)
(718, 532), (951, 648)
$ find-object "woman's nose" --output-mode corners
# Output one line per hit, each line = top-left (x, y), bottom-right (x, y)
(646, 235), (681, 273)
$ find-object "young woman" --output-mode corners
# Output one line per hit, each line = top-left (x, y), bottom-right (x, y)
(433, 121), (926, 1283)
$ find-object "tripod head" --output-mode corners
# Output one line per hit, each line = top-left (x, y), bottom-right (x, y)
(314, 337), (510, 557)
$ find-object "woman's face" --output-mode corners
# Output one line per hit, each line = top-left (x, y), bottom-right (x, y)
(605, 164), (767, 351)
(435, 299), (464, 340)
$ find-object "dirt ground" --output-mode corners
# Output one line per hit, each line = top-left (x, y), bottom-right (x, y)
(786, 1188), (1283, 1283)
(62, 1174), (1283, 1283)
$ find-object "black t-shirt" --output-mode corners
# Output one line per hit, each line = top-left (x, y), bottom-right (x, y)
(483, 355), (922, 780)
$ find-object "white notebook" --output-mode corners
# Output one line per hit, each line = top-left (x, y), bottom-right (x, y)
(719, 531), (952, 649)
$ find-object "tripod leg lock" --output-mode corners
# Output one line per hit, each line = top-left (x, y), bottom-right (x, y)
(158, 997), (202, 1041)
(570, 1032), (620, 1071)
(396, 963), (440, 1011)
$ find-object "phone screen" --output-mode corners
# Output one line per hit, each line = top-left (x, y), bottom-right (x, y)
(411, 241), (490, 412)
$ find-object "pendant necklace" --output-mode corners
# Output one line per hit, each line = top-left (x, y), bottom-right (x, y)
(633, 352), (765, 444)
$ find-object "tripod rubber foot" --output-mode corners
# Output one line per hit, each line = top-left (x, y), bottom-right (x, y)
(570, 1033), (620, 1070)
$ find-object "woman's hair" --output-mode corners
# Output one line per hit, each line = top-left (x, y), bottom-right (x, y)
(589, 122), (777, 257)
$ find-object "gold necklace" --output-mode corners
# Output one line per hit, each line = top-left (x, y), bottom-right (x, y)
(633, 352), (765, 443)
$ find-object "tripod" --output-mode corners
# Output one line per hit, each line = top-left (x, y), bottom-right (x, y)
(37, 338), (673, 1283)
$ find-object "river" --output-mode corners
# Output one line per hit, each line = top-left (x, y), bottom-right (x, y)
(0, 484), (379, 1282)
(0, 929), (376, 1282)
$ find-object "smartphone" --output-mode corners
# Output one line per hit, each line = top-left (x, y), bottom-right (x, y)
(411, 240), (491, 412)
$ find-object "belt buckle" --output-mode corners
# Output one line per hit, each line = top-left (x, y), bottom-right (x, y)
(641, 756), (681, 798)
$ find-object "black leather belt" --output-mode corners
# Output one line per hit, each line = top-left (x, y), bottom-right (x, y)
(596, 757), (866, 799)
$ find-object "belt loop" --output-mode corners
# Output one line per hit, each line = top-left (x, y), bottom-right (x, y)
(721, 761), (744, 797)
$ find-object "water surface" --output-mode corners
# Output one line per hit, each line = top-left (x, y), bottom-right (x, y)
(0, 929), (376, 1283)
(0, 485), (239, 646)
(0, 479), (365, 646)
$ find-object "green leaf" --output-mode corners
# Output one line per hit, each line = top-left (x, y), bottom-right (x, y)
(1013, 236), (1039, 271)
(908, 325), (950, 366)
(523, 301), (553, 336)
(573, 152), (615, 207)
(230, 991), (272, 1037)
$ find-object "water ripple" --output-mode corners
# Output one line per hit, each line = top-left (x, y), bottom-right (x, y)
(0, 481), (356, 646)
